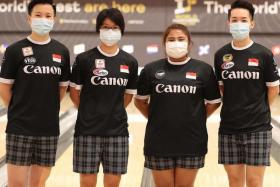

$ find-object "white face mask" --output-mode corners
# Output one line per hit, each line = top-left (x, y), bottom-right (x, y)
(31, 18), (54, 36)
(230, 22), (251, 41)
(100, 29), (122, 46)
(166, 41), (188, 59)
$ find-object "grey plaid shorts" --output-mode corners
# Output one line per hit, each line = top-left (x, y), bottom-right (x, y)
(73, 136), (129, 174)
(6, 134), (58, 167)
(218, 130), (272, 166)
(144, 156), (205, 170)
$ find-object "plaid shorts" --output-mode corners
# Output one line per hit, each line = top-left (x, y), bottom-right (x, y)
(6, 134), (58, 167)
(218, 130), (272, 166)
(73, 136), (129, 174)
(144, 156), (205, 170)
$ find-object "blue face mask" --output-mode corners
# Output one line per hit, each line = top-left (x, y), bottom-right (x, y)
(230, 22), (250, 41)
(31, 18), (54, 36)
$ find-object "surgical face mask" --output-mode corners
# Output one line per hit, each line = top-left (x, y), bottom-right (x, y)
(31, 18), (54, 36)
(230, 22), (250, 41)
(166, 41), (188, 59)
(100, 29), (122, 46)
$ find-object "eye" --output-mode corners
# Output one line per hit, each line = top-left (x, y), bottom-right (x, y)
(167, 38), (176, 42)
(178, 37), (187, 42)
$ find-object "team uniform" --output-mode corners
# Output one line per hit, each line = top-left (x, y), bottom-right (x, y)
(214, 41), (280, 166)
(0, 36), (70, 166)
(70, 46), (138, 174)
(136, 58), (221, 170)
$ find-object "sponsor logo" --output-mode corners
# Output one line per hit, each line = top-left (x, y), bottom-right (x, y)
(23, 65), (61, 75)
(24, 57), (36, 65)
(120, 65), (129, 73)
(93, 69), (108, 77)
(221, 61), (234, 70)
(95, 59), (105, 69)
(186, 72), (197, 80)
(53, 54), (62, 63)
(156, 83), (197, 94)
(173, 0), (200, 26)
(91, 76), (128, 86)
(248, 58), (259, 67)
(222, 70), (260, 80)
(155, 70), (166, 79)
(223, 54), (233, 62)
(22, 47), (33, 57)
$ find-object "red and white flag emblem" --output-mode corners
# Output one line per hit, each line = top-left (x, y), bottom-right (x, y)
(186, 72), (197, 80)
(248, 58), (259, 66)
(120, 65), (129, 73)
(53, 54), (62, 63)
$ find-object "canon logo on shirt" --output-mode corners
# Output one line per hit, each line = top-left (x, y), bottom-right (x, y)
(222, 70), (260, 80)
(91, 76), (128, 86)
(156, 84), (197, 94)
(23, 65), (62, 75)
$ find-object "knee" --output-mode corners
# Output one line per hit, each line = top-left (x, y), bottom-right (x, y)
(104, 175), (121, 187)
(29, 177), (48, 187)
(80, 174), (96, 187)
(246, 175), (263, 187)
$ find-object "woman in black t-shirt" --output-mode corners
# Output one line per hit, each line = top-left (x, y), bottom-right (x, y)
(135, 24), (221, 187)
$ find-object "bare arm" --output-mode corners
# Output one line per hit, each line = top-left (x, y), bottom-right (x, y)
(206, 103), (220, 118)
(59, 86), (68, 101)
(0, 83), (13, 107)
(134, 98), (149, 119)
(124, 93), (133, 108)
(267, 86), (279, 106)
(70, 87), (81, 108)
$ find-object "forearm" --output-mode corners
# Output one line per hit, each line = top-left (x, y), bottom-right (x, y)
(70, 88), (80, 108)
(124, 94), (133, 108)
(267, 86), (279, 106)
(59, 86), (68, 101)
(206, 103), (220, 118)
(134, 99), (149, 119)
(0, 84), (13, 107)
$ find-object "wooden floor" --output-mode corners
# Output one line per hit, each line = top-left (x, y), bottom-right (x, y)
(1, 96), (280, 187)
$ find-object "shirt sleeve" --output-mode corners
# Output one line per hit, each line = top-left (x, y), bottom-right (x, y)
(0, 47), (19, 84)
(125, 59), (138, 94)
(70, 56), (84, 90)
(135, 66), (151, 100)
(264, 53), (280, 87)
(203, 66), (222, 104)
(59, 49), (70, 87)
(214, 53), (223, 86)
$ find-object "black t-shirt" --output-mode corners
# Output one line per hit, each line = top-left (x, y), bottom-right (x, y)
(214, 42), (280, 135)
(136, 58), (221, 157)
(70, 46), (138, 136)
(0, 37), (70, 136)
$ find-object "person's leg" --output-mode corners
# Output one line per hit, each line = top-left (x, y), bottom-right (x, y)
(219, 133), (246, 187)
(245, 130), (272, 187)
(174, 168), (198, 187)
(102, 137), (129, 187)
(152, 169), (175, 187)
(7, 164), (29, 187)
(28, 136), (58, 187)
(246, 166), (266, 187)
(174, 156), (204, 187)
(6, 134), (33, 187)
(73, 136), (102, 187)
(104, 174), (121, 187)
(80, 174), (98, 187)
(224, 165), (245, 187)
(28, 165), (52, 187)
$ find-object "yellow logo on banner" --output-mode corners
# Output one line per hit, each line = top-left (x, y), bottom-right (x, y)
(173, 0), (200, 26)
